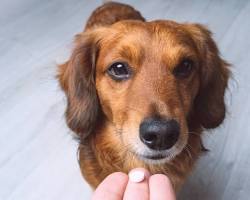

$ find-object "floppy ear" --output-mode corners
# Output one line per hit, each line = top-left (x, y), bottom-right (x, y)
(58, 31), (102, 139)
(186, 24), (230, 129)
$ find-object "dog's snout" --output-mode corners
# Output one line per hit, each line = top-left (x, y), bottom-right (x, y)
(139, 117), (180, 150)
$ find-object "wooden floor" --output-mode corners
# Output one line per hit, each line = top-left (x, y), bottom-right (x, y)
(0, 0), (250, 199)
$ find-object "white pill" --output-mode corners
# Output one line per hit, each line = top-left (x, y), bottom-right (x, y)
(129, 170), (145, 183)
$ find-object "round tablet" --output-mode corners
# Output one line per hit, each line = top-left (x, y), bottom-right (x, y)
(129, 170), (145, 183)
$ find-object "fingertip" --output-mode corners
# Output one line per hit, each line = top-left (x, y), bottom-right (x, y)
(92, 172), (128, 200)
(123, 168), (150, 199)
(107, 171), (129, 181)
(149, 174), (176, 200)
(150, 174), (172, 186)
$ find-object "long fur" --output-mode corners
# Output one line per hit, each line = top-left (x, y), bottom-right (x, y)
(58, 2), (230, 192)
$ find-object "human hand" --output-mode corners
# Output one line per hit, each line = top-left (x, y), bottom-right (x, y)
(92, 168), (176, 200)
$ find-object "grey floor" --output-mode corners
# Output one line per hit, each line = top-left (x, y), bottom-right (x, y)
(0, 0), (250, 199)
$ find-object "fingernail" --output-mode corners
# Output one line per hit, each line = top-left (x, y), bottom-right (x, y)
(129, 170), (145, 183)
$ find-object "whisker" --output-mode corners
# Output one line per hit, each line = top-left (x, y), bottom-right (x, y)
(188, 131), (200, 136)
(186, 143), (196, 153)
(184, 146), (193, 160)
(183, 131), (201, 138)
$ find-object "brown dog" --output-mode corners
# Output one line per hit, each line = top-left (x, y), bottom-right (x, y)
(58, 2), (230, 191)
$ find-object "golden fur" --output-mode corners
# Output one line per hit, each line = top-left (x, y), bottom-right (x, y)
(58, 2), (230, 191)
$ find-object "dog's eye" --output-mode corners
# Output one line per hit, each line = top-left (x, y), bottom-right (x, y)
(173, 59), (194, 78)
(107, 62), (131, 81)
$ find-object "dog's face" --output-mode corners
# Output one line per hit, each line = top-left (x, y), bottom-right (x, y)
(95, 21), (200, 163)
(58, 20), (230, 164)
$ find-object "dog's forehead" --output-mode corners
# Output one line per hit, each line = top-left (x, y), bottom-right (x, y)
(98, 20), (196, 68)
(107, 20), (195, 49)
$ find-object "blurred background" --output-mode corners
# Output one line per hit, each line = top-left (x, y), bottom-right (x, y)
(0, 0), (250, 199)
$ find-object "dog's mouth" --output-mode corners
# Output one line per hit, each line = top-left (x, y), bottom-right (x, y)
(133, 151), (171, 163)
(142, 154), (166, 160)
(132, 139), (188, 163)
(123, 127), (189, 163)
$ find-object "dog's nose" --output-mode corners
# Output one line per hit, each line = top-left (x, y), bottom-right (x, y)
(139, 117), (180, 150)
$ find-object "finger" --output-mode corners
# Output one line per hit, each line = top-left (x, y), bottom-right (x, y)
(92, 172), (128, 200)
(149, 174), (176, 200)
(123, 168), (150, 200)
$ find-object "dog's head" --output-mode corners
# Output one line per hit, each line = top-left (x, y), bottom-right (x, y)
(58, 20), (230, 163)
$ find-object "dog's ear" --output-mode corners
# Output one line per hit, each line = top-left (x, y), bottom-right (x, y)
(58, 30), (104, 139)
(84, 2), (145, 31)
(186, 24), (230, 129)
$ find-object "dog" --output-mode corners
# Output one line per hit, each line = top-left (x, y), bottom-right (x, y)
(58, 2), (230, 191)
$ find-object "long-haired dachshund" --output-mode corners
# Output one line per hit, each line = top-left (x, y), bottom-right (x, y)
(58, 2), (230, 191)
